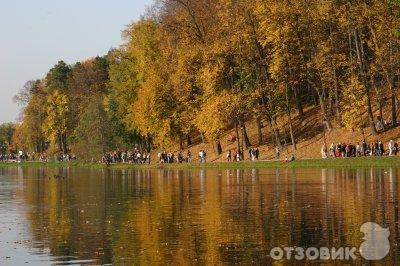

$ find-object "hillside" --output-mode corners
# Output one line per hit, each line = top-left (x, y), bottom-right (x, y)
(162, 104), (400, 163)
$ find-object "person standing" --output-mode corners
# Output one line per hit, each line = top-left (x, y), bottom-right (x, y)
(329, 143), (335, 157)
(248, 148), (253, 161)
(275, 146), (280, 160)
(378, 141), (385, 156)
(389, 140), (395, 156)
(227, 150), (232, 162)
(321, 144), (328, 159)
(362, 141), (367, 156)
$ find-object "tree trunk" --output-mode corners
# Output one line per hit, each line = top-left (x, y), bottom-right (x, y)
(147, 134), (152, 153)
(64, 134), (68, 154)
(378, 100), (384, 128)
(333, 70), (342, 126)
(240, 120), (251, 149)
(384, 71), (397, 127)
(213, 140), (222, 155)
(200, 132), (205, 144)
(179, 134), (184, 150)
(313, 85), (332, 132)
(256, 116), (264, 145)
(264, 113), (281, 148)
(235, 121), (241, 153)
(187, 134), (192, 146)
(391, 92), (397, 126)
(328, 23), (341, 126)
(293, 86), (304, 120)
(286, 85), (297, 150)
(260, 92), (281, 148)
(353, 28), (377, 135)
(58, 135), (62, 153)
(366, 90), (377, 135)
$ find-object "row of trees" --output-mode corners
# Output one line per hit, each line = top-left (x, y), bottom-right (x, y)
(12, 58), (143, 160)
(11, 0), (400, 160)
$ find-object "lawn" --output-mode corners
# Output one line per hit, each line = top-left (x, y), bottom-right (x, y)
(1, 156), (400, 170)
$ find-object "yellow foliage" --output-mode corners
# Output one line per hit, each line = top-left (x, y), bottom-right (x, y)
(341, 75), (367, 129)
(42, 90), (69, 147)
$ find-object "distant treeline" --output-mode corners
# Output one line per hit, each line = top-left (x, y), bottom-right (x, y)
(8, 0), (400, 160)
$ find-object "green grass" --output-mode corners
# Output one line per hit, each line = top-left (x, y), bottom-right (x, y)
(1, 156), (400, 170)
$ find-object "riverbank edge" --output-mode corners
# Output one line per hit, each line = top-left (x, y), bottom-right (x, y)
(1, 157), (400, 170)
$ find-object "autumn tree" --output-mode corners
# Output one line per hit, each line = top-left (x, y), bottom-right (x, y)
(43, 90), (69, 154)
(13, 80), (47, 153)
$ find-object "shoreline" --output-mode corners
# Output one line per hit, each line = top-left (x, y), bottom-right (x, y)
(1, 157), (400, 170)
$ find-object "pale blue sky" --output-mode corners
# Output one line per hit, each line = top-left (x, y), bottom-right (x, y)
(0, 0), (153, 123)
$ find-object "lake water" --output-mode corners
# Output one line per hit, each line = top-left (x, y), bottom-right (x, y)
(0, 167), (399, 265)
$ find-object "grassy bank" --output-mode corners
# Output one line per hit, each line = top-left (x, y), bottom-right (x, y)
(1, 156), (400, 170)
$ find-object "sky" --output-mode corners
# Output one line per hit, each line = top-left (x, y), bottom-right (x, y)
(0, 0), (153, 123)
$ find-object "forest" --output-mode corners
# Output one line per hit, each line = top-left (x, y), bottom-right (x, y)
(3, 0), (400, 161)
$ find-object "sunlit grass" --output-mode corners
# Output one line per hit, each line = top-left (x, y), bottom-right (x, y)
(1, 156), (400, 170)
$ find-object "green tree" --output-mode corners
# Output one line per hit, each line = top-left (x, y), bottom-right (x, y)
(46, 61), (71, 91)
(70, 96), (114, 161)
(0, 123), (15, 153)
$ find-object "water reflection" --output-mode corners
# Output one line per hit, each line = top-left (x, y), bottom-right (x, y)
(0, 167), (399, 265)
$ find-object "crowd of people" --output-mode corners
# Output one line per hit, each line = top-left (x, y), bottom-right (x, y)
(2, 139), (400, 165)
(321, 140), (399, 158)
(0, 152), (76, 163)
(0, 153), (20, 162)
(0, 152), (41, 162)
(102, 149), (151, 165)
(156, 150), (208, 163)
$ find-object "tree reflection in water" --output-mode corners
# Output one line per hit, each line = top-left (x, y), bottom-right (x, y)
(1, 166), (398, 265)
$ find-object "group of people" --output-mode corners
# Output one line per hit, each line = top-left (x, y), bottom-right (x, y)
(156, 150), (207, 164)
(226, 147), (260, 162)
(54, 153), (76, 162)
(157, 150), (191, 163)
(0, 153), (20, 162)
(321, 140), (399, 158)
(0, 152), (76, 163)
(5, 139), (398, 165)
(102, 149), (150, 165)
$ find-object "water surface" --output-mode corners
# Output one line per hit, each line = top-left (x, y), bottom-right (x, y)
(0, 167), (399, 265)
